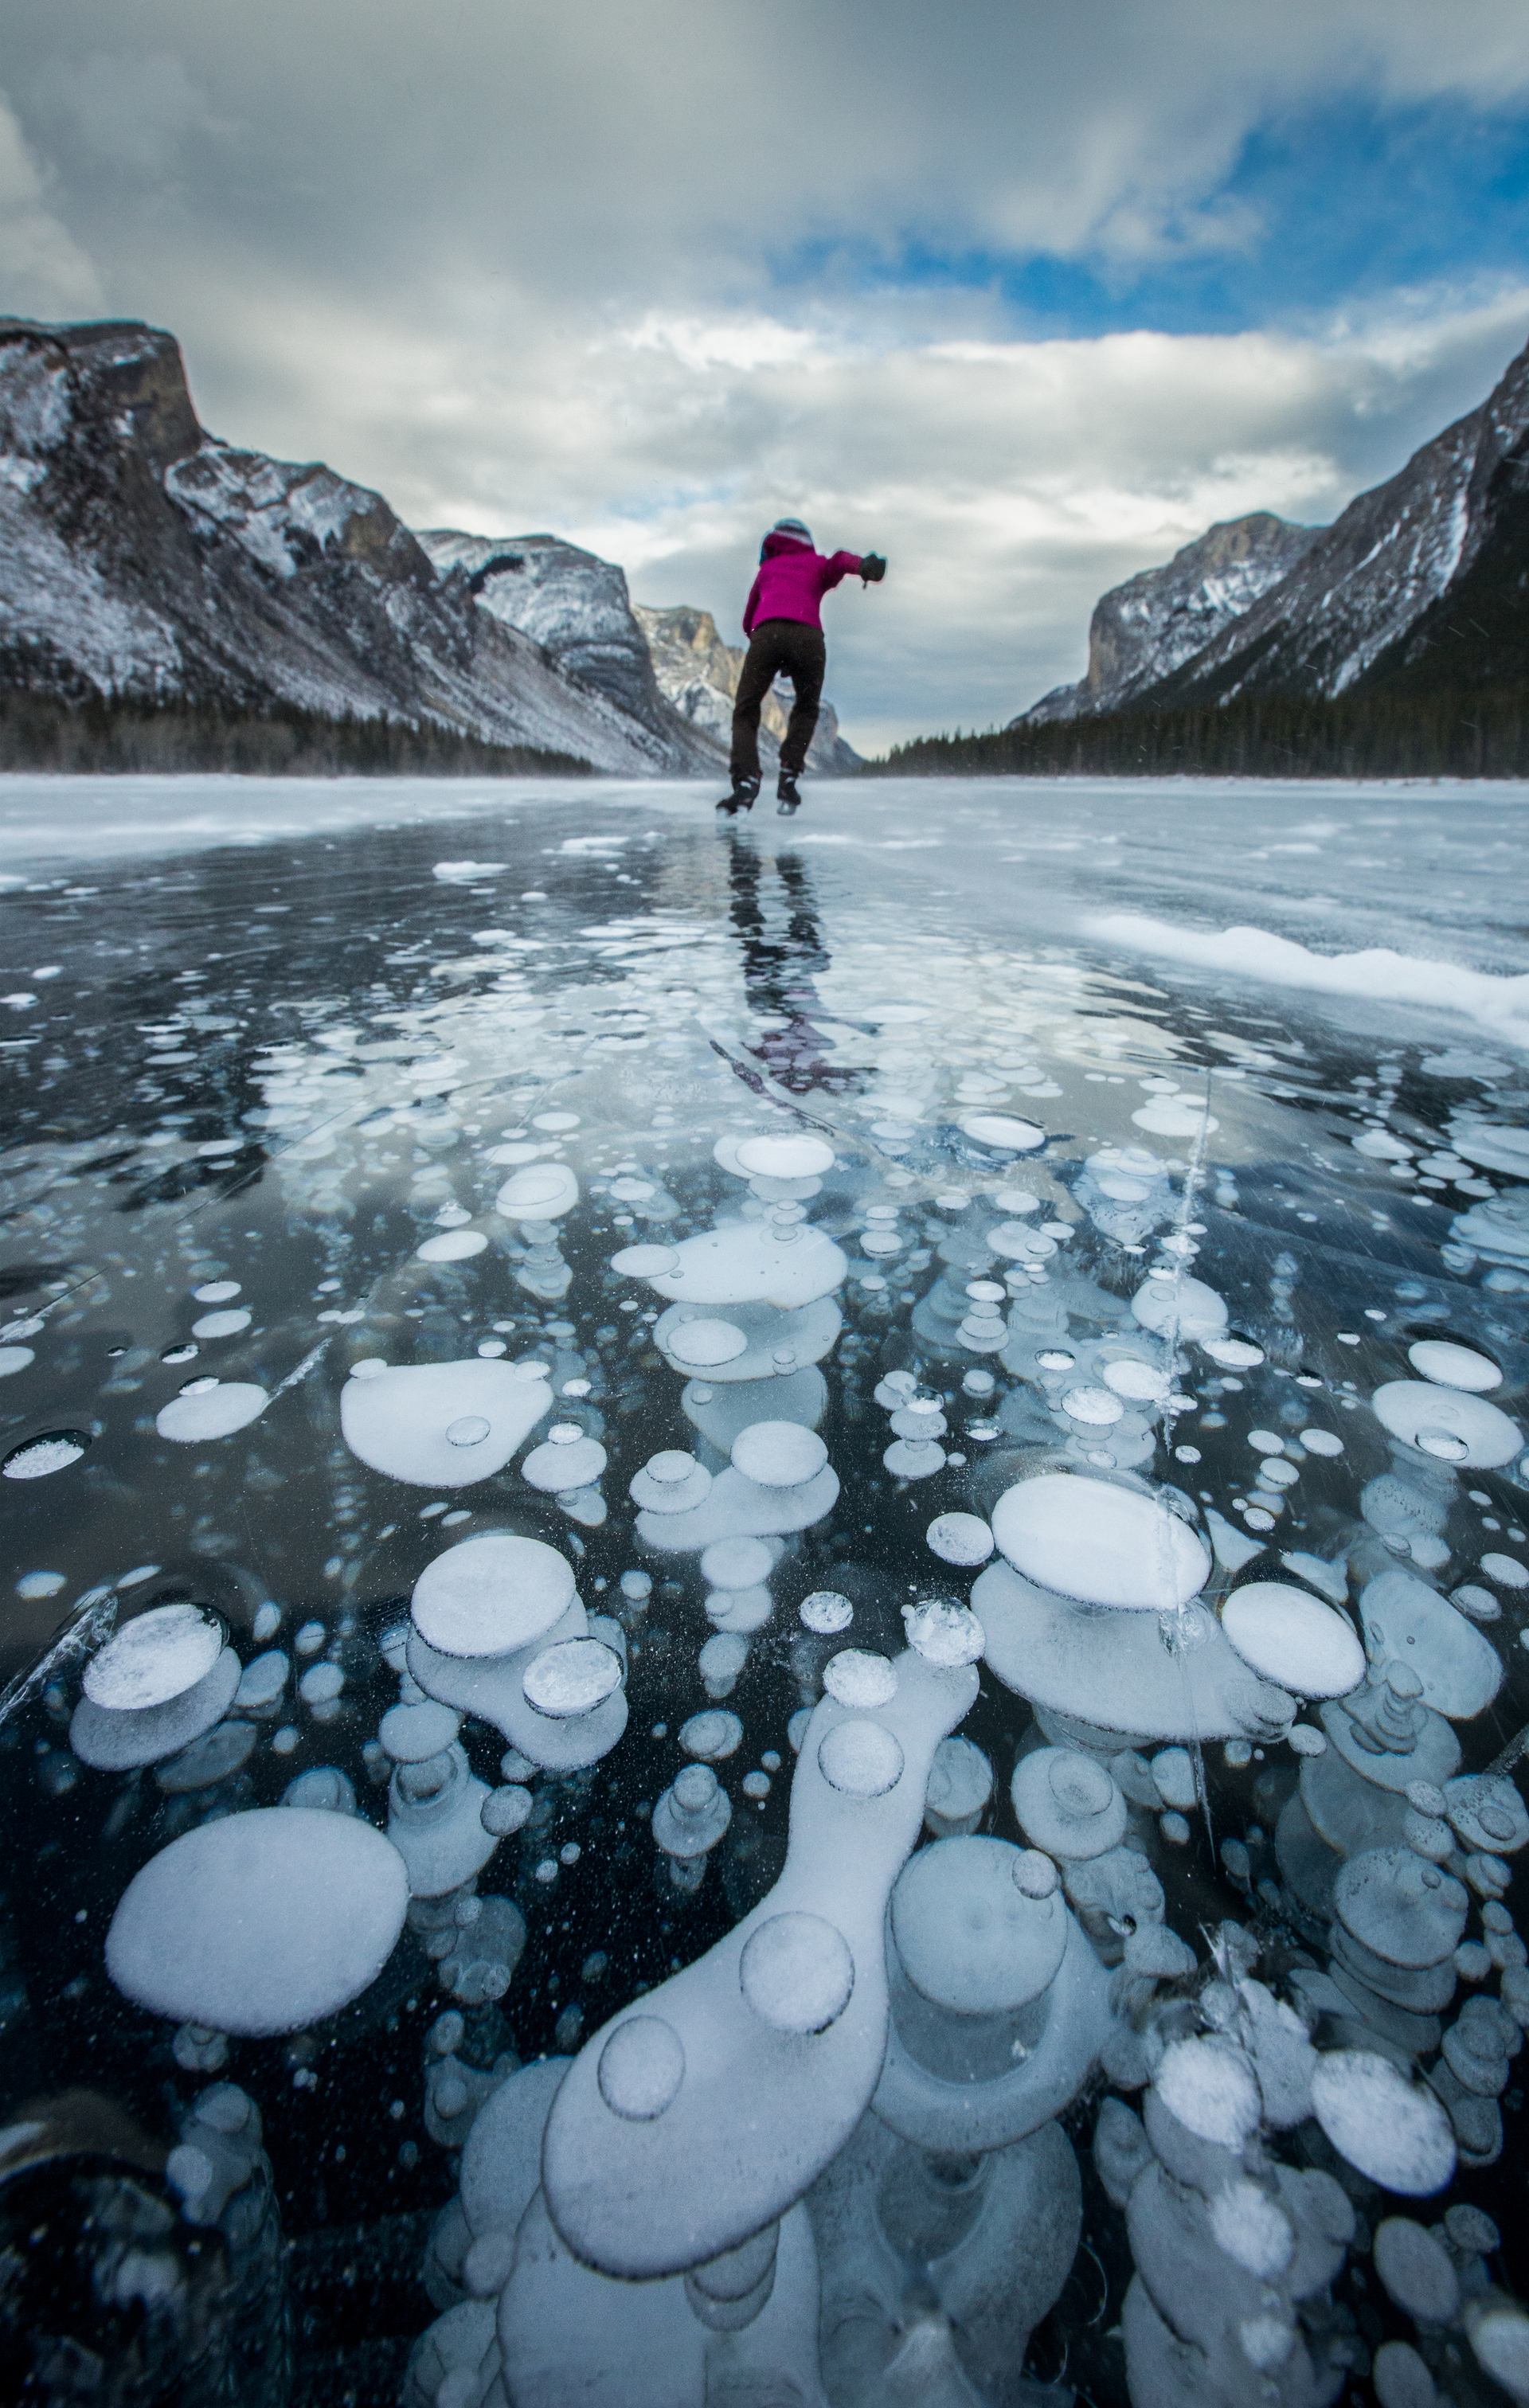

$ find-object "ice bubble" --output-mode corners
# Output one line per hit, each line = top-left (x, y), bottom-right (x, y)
(925, 1735), (993, 1835)
(1013, 1847), (1059, 1899)
(155, 1720), (260, 1792)
(481, 1783), (533, 1836)
(234, 1649), (287, 1711)
(652, 1763), (732, 1859)
(891, 1834), (1066, 2014)
(84, 1602), (224, 1711)
(1482, 1550), (1528, 1589)
(1101, 1358), (1169, 1401)
(991, 1472), (1209, 1610)
(342, 1359), (550, 1487)
(799, 1590), (854, 1635)
(417, 1229), (488, 1263)
(155, 1385), (270, 1443)
(0, 1346), (36, 1378)
(1371, 1380), (1523, 1468)
(1309, 2050), (1456, 2194)
(411, 1534), (575, 1658)
(901, 1598), (984, 1667)
(106, 1807), (408, 2036)
(1154, 2036), (1261, 2148)
(735, 1133), (835, 1179)
(299, 1661), (343, 1706)
(680, 1709), (744, 1760)
(1061, 1385), (1124, 1426)
(730, 1421), (828, 1487)
(1202, 1335), (1265, 1368)
(1373, 2340), (1441, 2408)
(1334, 1848), (1468, 1968)
(611, 1243), (682, 1278)
(1445, 1774), (1529, 1854)
(1209, 2179), (1295, 2279)
(72, 1644), (241, 1771)
(193, 1280), (241, 1304)
(884, 1437), (945, 1480)
(1300, 1427), (1344, 1456)
(636, 1222), (847, 1312)
(1219, 1581), (1366, 1699)
(699, 1632), (749, 1698)
(630, 1451), (713, 1513)
(597, 2015), (686, 2119)
(667, 1318), (749, 1368)
(495, 1163), (579, 1221)
(380, 1701), (462, 1761)
(1374, 2217), (1461, 2323)
(739, 1911), (854, 2033)
(818, 1718), (905, 1796)
(191, 1307), (252, 1339)
(701, 1535), (773, 1589)
(282, 1765), (356, 1814)
(1132, 1096), (1218, 1138)
(823, 1649), (897, 1708)
(522, 1433), (608, 1492)
(1132, 1275), (1227, 1339)
(1359, 1567), (1502, 1720)
(522, 1638), (622, 1719)
(961, 1112), (1045, 1152)
(1408, 1339), (1502, 1392)
(1151, 1746), (1197, 1810)
(1011, 1749), (1126, 1861)
(1467, 2299), (1529, 2401)
(926, 1512), (994, 1567)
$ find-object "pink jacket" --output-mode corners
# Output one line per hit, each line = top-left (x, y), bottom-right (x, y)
(743, 532), (865, 636)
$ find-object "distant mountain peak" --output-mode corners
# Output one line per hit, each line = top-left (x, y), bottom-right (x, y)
(1023, 511), (1321, 724)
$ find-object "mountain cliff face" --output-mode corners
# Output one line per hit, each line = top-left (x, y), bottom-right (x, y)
(1023, 514), (1320, 722)
(634, 602), (862, 772)
(1127, 334), (1529, 710)
(0, 316), (706, 772)
(418, 531), (716, 766)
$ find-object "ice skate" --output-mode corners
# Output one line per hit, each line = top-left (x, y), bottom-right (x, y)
(716, 775), (759, 816)
(776, 771), (802, 815)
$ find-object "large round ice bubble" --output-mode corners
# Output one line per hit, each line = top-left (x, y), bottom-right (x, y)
(84, 1602), (224, 1711)
(735, 1134), (835, 1180)
(1371, 1381), (1523, 1469)
(156, 1383), (270, 1444)
(890, 1835), (1066, 2015)
(1309, 2050), (1456, 2195)
(411, 1534), (576, 1659)
(960, 1113), (1043, 1152)
(1407, 1340), (1502, 1394)
(106, 1808), (409, 2036)
(633, 1223), (847, 1312)
(991, 1472), (1209, 1610)
(597, 2016), (685, 2120)
(522, 1638), (622, 1719)
(818, 1718), (904, 1797)
(1220, 1582), (1366, 1699)
(738, 1912), (854, 2033)
(1154, 2036), (1261, 2148)
(341, 1359), (551, 1487)
(1131, 1276), (1227, 1341)
(495, 1163), (578, 1222)
(731, 1421), (828, 1488)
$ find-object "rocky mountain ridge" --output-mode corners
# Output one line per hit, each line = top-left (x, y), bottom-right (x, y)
(1022, 328), (1529, 724)
(1023, 513), (1320, 723)
(634, 603), (861, 774)
(0, 316), (720, 774)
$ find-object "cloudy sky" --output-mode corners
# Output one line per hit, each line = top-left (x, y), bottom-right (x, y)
(4, 1), (1528, 749)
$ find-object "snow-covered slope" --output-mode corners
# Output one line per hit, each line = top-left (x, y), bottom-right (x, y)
(1137, 333), (1529, 708)
(0, 316), (700, 771)
(1023, 514), (1320, 722)
(419, 532), (718, 768)
(634, 602), (862, 772)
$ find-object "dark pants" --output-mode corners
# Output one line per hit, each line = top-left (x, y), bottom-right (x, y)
(730, 618), (826, 782)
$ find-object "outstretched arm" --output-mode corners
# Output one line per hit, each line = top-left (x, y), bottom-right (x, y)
(820, 549), (886, 591)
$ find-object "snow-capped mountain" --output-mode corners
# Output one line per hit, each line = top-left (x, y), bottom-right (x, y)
(634, 603), (862, 773)
(418, 532), (717, 767)
(0, 315), (713, 772)
(1022, 514), (1320, 723)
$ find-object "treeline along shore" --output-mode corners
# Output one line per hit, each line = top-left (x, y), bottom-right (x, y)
(0, 692), (592, 779)
(868, 686), (1529, 780)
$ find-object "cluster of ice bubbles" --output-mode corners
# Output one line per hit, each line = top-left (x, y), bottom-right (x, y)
(33, 1090), (1529, 2408)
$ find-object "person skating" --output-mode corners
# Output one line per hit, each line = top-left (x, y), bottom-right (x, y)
(717, 518), (886, 815)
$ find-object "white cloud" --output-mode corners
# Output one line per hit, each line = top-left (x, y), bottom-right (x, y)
(0, 91), (99, 315)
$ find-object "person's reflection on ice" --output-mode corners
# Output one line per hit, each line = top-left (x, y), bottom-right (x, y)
(725, 841), (862, 1098)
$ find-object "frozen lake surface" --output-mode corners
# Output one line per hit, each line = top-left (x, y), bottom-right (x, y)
(1, 772), (1527, 2403)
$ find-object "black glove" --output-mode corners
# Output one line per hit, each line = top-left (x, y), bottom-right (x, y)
(859, 552), (886, 582)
